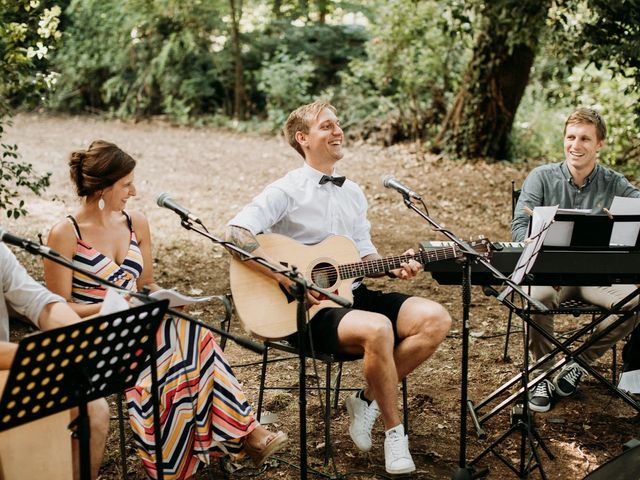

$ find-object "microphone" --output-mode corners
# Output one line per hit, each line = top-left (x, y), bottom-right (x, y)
(156, 193), (202, 224)
(382, 175), (422, 200)
(0, 228), (58, 256)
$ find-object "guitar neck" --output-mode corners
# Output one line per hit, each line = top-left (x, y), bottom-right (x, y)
(338, 246), (460, 279)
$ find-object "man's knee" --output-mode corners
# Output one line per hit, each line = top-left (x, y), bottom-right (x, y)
(531, 286), (561, 307)
(431, 303), (452, 335)
(411, 300), (452, 340)
(361, 314), (395, 346)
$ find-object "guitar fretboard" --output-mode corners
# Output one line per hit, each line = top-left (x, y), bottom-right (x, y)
(337, 246), (460, 279)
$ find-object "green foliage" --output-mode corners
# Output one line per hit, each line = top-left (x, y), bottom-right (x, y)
(512, 62), (640, 178)
(582, 0), (640, 129)
(332, 0), (473, 143)
(0, 143), (51, 219)
(5, 0), (640, 177)
(257, 47), (317, 130)
(0, 0), (58, 218)
(0, 0), (62, 105)
(217, 20), (369, 119)
(510, 1), (640, 177)
(50, 0), (231, 120)
(50, 1), (368, 121)
(436, 0), (553, 159)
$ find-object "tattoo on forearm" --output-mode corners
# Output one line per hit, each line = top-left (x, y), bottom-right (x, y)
(225, 226), (259, 254)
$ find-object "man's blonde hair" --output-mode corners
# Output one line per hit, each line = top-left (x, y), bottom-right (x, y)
(564, 107), (607, 141)
(284, 100), (337, 158)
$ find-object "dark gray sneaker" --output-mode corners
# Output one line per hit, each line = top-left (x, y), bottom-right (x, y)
(553, 361), (587, 397)
(528, 379), (555, 413)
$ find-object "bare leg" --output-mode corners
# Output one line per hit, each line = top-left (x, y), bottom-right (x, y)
(338, 311), (403, 429)
(338, 297), (451, 430)
(72, 398), (110, 480)
(393, 297), (451, 381)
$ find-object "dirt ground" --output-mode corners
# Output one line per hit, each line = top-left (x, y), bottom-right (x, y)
(4, 113), (639, 479)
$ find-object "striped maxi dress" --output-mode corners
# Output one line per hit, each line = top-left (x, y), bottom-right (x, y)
(66, 214), (258, 479)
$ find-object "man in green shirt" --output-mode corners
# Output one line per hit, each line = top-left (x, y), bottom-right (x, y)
(512, 107), (640, 413)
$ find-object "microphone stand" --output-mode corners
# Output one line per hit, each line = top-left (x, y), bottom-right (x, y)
(395, 194), (547, 480)
(177, 217), (353, 480)
(5, 240), (167, 480)
(6, 236), (266, 480)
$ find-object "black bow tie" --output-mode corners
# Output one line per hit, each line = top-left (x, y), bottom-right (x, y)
(319, 175), (346, 187)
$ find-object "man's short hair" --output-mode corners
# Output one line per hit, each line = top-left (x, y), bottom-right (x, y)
(284, 100), (337, 158)
(564, 107), (607, 141)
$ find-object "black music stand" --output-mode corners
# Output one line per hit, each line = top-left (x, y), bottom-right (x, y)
(0, 300), (169, 480)
(542, 212), (640, 249)
(468, 210), (640, 477)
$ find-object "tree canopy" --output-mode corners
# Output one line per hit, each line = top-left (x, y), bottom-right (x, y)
(4, 0), (640, 180)
(0, 0), (60, 218)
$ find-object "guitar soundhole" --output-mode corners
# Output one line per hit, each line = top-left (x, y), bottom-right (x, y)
(311, 262), (338, 289)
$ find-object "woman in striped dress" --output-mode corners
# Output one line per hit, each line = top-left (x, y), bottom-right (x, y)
(44, 140), (287, 479)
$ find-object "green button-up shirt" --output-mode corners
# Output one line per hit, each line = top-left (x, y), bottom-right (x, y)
(512, 161), (640, 242)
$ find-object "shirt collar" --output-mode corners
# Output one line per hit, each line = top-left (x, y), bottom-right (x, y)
(302, 162), (338, 186)
(560, 161), (600, 188)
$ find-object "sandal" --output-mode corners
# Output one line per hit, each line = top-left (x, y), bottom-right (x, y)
(243, 430), (288, 466)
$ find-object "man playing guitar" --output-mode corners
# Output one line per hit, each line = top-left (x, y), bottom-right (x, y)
(225, 100), (452, 475)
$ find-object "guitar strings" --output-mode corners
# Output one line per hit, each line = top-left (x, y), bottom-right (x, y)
(307, 249), (458, 276)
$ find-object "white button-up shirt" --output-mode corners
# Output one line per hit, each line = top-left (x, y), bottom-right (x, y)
(228, 162), (377, 258)
(0, 244), (65, 342)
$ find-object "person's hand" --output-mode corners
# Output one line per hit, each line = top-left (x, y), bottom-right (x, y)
(389, 248), (422, 280)
(278, 276), (321, 308)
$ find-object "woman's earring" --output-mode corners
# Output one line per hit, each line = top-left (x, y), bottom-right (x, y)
(98, 196), (105, 210)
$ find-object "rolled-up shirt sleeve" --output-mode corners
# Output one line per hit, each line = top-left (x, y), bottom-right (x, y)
(1, 244), (65, 338)
(227, 186), (290, 235)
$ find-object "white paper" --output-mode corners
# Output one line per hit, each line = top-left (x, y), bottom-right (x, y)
(618, 369), (640, 394)
(544, 221), (574, 247)
(609, 196), (640, 247)
(149, 288), (215, 308)
(498, 205), (558, 301)
(543, 208), (592, 247)
(99, 288), (131, 315)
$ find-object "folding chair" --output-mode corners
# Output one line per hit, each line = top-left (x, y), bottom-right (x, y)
(255, 339), (409, 466)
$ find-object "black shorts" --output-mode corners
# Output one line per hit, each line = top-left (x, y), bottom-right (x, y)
(288, 283), (411, 355)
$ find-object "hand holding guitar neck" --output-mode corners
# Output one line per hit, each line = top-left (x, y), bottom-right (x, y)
(230, 233), (491, 338)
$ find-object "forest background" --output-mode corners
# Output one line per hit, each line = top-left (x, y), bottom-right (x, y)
(2, 0), (640, 216)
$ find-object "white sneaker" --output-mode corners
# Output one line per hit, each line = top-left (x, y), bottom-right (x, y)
(345, 391), (379, 452)
(384, 424), (416, 474)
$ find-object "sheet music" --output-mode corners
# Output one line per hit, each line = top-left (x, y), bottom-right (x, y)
(609, 196), (640, 246)
(498, 206), (558, 301)
(99, 288), (130, 315)
(544, 208), (589, 246)
(618, 369), (640, 394)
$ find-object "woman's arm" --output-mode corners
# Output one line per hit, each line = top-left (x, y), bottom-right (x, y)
(130, 211), (161, 293)
(44, 220), (101, 318)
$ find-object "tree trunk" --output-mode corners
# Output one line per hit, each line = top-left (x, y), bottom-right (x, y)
(435, 1), (552, 160)
(317, 0), (327, 24)
(229, 0), (245, 119)
(272, 0), (282, 18)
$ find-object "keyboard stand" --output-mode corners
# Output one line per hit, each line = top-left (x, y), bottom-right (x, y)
(469, 286), (640, 432)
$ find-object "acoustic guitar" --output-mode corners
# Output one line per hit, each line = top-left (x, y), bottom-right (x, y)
(230, 233), (491, 339)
